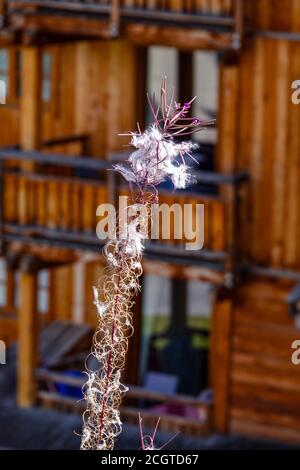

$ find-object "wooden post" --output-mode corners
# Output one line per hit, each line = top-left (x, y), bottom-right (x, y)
(210, 290), (233, 432)
(17, 256), (39, 407)
(20, 46), (42, 153)
(217, 55), (240, 287)
(110, 0), (120, 37)
(19, 46), (42, 230)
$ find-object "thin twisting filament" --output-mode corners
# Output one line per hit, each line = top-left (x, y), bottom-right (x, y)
(81, 78), (213, 450)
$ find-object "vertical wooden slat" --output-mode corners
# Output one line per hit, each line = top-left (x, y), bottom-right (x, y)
(60, 181), (71, 231)
(37, 180), (47, 227)
(248, 39), (264, 263)
(70, 182), (81, 232)
(211, 200), (226, 252)
(270, 40), (289, 267)
(18, 177), (30, 225)
(4, 174), (17, 223)
(258, 39), (276, 266)
(82, 183), (95, 234)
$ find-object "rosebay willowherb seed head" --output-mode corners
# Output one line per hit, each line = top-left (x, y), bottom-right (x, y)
(81, 79), (214, 451)
(115, 77), (215, 191)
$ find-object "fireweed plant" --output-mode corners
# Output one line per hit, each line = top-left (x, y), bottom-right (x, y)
(81, 79), (214, 450)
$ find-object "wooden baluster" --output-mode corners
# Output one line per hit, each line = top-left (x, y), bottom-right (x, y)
(37, 180), (47, 227)
(195, 0), (205, 14)
(82, 183), (95, 234)
(148, 0), (157, 9)
(201, 0), (211, 14)
(222, 0), (233, 16)
(211, 0), (222, 15)
(211, 199), (226, 252)
(4, 174), (17, 223)
(47, 180), (59, 230)
(123, 0), (135, 7)
(61, 181), (71, 231)
(28, 177), (37, 225)
(18, 177), (30, 225)
(71, 182), (81, 232)
(170, 0), (183, 11)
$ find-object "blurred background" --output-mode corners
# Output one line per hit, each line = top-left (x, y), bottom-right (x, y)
(0, 0), (300, 450)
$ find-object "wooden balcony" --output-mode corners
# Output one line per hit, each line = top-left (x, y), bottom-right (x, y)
(3, 0), (244, 49)
(0, 147), (248, 286)
(35, 367), (213, 437)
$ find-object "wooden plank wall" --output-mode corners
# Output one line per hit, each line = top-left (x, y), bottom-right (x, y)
(244, 0), (300, 32)
(217, 36), (300, 270)
(213, 0), (300, 443)
(0, 38), (141, 330)
(228, 279), (300, 444)
(75, 39), (139, 156)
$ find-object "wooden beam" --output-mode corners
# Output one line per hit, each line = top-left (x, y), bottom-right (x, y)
(20, 46), (42, 151)
(124, 23), (235, 51)
(17, 255), (39, 407)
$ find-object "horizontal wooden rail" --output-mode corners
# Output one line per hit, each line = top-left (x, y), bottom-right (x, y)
(8, 0), (235, 18)
(0, 148), (111, 171)
(37, 389), (211, 436)
(7, 0), (240, 33)
(36, 367), (210, 408)
(36, 367), (212, 435)
(0, 148), (248, 185)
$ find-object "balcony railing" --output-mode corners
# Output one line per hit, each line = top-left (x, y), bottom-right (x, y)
(0, 147), (248, 285)
(5, 1), (243, 44)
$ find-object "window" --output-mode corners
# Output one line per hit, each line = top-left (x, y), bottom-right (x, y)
(0, 47), (22, 104)
(146, 46), (178, 125)
(193, 51), (219, 144)
(38, 270), (50, 314)
(139, 275), (215, 396)
(13, 269), (49, 314)
(0, 49), (8, 104)
(42, 51), (52, 103)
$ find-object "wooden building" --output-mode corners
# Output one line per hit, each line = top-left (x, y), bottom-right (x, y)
(0, 0), (300, 446)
